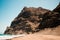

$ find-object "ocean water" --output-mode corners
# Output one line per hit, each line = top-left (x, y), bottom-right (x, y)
(0, 34), (25, 40)
(0, 34), (11, 36)
(0, 34), (12, 40)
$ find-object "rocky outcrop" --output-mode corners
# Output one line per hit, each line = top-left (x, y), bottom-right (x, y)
(36, 11), (60, 31)
(36, 3), (60, 31)
(4, 3), (60, 35)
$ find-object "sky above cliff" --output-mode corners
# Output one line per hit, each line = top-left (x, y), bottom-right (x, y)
(0, 0), (60, 34)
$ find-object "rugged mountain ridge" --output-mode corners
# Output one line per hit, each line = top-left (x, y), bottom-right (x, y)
(4, 3), (60, 35)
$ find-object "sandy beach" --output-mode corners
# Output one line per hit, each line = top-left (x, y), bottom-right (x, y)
(11, 33), (60, 40)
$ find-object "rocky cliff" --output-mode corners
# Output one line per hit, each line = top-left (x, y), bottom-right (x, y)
(4, 3), (60, 35)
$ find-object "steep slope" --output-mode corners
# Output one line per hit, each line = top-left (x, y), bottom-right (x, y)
(53, 3), (60, 13)
(35, 3), (60, 32)
(4, 3), (60, 35)
(4, 7), (50, 34)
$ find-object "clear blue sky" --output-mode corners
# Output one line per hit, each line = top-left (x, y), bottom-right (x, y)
(0, 0), (60, 34)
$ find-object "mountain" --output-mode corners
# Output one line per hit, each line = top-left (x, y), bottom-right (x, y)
(4, 3), (60, 35)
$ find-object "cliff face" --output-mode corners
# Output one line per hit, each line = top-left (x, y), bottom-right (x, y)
(4, 4), (60, 35)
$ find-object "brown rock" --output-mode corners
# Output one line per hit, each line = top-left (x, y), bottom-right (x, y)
(4, 3), (60, 35)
